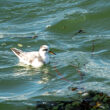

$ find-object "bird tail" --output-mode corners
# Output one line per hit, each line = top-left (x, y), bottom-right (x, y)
(11, 48), (23, 59)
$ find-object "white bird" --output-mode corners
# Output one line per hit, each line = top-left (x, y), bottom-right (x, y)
(11, 45), (55, 68)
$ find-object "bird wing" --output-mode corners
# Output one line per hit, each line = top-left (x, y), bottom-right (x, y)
(11, 48), (39, 64)
(11, 48), (24, 58)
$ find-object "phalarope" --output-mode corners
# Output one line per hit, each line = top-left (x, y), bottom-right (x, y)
(11, 45), (55, 68)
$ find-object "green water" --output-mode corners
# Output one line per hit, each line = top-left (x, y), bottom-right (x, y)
(0, 0), (110, 109)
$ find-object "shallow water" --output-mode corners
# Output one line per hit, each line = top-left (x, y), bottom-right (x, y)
(0, 0), (110, 109)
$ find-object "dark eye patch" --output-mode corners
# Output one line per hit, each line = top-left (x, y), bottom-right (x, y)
(43, 49), (48, 51)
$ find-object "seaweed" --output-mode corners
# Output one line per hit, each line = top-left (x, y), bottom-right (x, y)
(34, 91), (110, 110)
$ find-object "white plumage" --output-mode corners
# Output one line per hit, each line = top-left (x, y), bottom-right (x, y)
(11, 45), (55, 68)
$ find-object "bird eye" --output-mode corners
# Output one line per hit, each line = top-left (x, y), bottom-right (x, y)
(43, 49), (48, 51)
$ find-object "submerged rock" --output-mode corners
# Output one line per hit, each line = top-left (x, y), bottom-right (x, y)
(34, 91), (110, 110)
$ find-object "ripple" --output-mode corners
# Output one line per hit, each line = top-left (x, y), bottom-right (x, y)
(0, 0), (110, 108)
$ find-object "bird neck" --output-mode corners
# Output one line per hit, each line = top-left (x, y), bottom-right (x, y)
(39, 51), (49, 64)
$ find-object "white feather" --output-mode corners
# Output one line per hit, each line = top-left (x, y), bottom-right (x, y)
(11, 45), (51, 68)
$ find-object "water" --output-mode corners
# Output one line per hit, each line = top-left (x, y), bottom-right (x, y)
(0, 0), (110, 109)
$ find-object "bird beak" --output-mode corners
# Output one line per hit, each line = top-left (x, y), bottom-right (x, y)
(49, 50), (56, 55)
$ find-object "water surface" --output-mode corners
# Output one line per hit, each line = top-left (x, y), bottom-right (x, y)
(0, 0), (110, 109)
